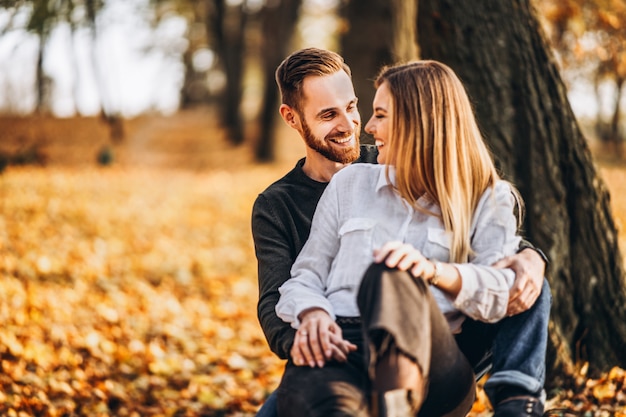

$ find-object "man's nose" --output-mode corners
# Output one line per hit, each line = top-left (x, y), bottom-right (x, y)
(337, 111), (358, 132)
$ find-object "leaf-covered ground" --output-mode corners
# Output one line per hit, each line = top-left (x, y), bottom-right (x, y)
(0, 113), (625, 416)
(0, 166), (287, 416)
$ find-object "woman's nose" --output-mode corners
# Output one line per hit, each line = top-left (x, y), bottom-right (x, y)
(365, 117), (375, 134)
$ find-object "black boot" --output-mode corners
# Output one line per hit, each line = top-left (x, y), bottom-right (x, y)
(493, 396), (544, 417)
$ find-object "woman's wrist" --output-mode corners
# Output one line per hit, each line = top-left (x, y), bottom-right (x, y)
(428, 260), (443, 286)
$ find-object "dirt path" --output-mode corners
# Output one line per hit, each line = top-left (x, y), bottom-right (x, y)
(0, 107), (303, 172)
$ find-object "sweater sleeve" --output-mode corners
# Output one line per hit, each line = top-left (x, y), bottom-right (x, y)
(251, 194), (296, 360)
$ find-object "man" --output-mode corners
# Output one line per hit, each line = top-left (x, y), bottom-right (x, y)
(252, 48), (550, 417)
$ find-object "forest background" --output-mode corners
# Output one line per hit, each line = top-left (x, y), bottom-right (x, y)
(1, 0), (626, 416)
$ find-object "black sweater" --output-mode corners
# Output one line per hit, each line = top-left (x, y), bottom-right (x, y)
(251, 145), (379, 359)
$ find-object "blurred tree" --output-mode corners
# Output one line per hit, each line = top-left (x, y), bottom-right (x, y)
(338, 0), (392, 140)
(148, 0), (212, 106)
(418, 0), (626, 385)
(534, 0), (626, 157)
(207, 0), (248, 145)
(151, 0), (249, 145)
(0, 1), (28, 36)
(26, 0), (56, 114)
(339, 0), (417, 142)
(84, 0), (125, 143)
(254, 0), (301, 162)
(19, 0), (122, 140)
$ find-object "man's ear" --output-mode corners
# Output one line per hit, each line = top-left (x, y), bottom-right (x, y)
(279, 104), (300, 129)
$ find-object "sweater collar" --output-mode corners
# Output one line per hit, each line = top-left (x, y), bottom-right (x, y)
(295, 157), (330, 186)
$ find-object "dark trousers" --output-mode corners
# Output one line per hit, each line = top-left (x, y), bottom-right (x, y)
(276, 263), (476, 417)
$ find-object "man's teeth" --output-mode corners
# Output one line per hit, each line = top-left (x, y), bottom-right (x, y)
(332, 136), (352, 144)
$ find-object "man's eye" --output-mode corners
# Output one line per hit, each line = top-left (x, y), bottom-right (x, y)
(322, 113), (335, 120)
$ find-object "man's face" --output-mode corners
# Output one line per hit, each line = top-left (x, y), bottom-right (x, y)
(296, 71), (361, 164)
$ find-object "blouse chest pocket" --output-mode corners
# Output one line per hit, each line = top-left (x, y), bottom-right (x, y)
(423, 227), (452, 261)
(328, 218), (378, 291)
(337, 218), (378, 253)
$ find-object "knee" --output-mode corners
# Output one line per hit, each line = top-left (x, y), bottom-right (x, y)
(358, 263), (429, 315)
(359, 262), (390, 297)
(535, 278), (552, 310)
(362, 262), (394, 282)
(361, 262), (425, 291)
(277, 381), (367, 417)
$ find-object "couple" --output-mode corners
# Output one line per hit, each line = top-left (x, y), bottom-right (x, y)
(252, 48), (550, 417)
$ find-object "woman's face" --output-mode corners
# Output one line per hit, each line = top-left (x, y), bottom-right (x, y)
(365, 82), (392, 165)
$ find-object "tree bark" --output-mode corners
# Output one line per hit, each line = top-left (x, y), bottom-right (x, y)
(418, 0), (626, 385)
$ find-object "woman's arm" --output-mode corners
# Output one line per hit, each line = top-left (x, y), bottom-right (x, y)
(375, 181), (521, 323)
(449, 181), (522, 321)
(275, 178), (358, 367)
(275, 179), (341, 327)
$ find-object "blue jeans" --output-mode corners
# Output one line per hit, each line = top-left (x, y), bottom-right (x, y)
(257, 392), (277, 417)
(483, 278), (551, 403)
(256, 278), (551, 416)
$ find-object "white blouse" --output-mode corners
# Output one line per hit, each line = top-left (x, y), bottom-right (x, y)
(276, 163), (521, 333)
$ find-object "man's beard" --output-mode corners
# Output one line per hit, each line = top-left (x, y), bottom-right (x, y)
(301, 118), (361, 164)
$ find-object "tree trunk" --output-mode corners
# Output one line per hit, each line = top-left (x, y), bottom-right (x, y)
(391, 0), (419, 63)
(207, 0), (247, 145)
(35, 33), (47, 114)
(418, 0), (626, 385)
(338, 0), (394, 142)
(609, 77), (624, 158)
(339, 0), (418, 143)
(86, 0), (123, 143)
(28, 0), (52, 115)
(179, 2), (211, 108)
(254, 0), (300, 162)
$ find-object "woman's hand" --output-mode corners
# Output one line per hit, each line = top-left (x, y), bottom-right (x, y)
(374, 241), (436, 280)
(291, 308), (357, 368)
(375, 241), (462, 296)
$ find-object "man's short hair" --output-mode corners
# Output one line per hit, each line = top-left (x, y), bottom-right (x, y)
(275, 48), (351, 113)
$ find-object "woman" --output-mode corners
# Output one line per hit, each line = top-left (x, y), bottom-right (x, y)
(275, 60), (523, 417)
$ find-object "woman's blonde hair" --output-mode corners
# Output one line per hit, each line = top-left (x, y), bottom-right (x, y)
(375, 60), (522, 263)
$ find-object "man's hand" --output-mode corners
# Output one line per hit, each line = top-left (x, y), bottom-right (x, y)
(290, 308), (356, 368)
(493, 248), (545, 316)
